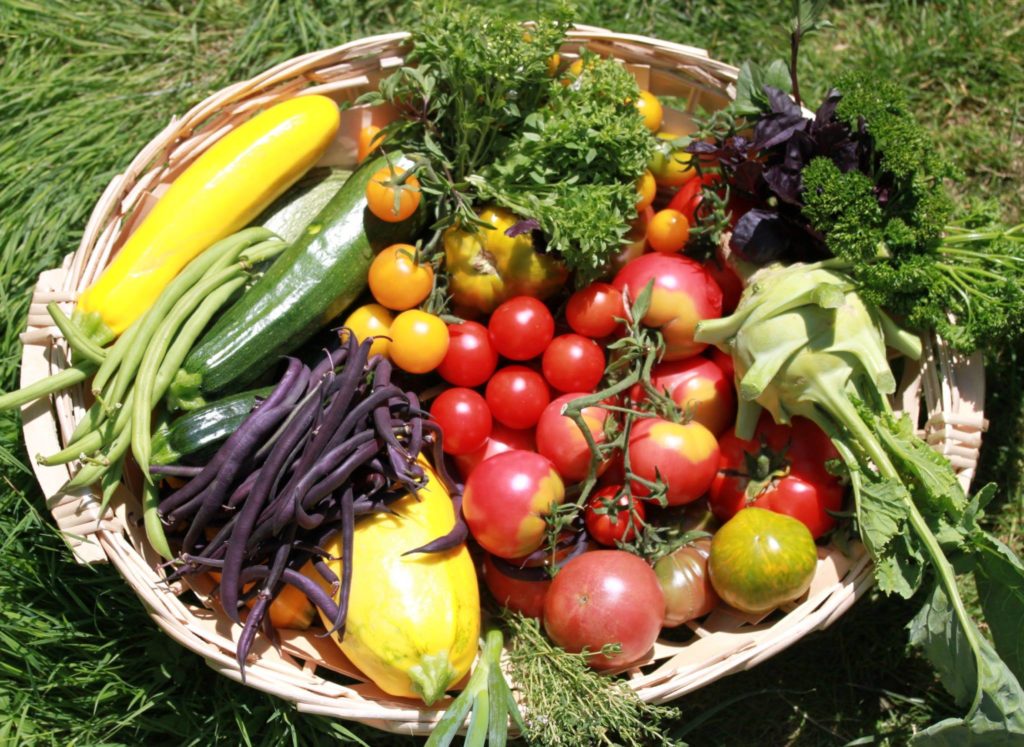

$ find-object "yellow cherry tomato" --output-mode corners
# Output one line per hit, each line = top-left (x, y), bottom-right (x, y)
(635, 90), (664, 133)
(357, 124), (385, 163)
(389, 310), (450, 374)
(547, 52), (561, 77)
(647, 209), (691, 253)
(649, 133), (696, 187)
(341, 303), (393, 359)
(365, 166), (421, 223)
(368, 244), (434, 311)
(636, 170), (657, 212)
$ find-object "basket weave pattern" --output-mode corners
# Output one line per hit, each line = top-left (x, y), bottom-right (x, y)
(19, 29), (987, 734)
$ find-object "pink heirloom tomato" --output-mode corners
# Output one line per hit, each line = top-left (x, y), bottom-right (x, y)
(536, 393), (612, 483)
(462, 450), (566, 559)
(641, 357), (736, 436)
(454, 422), (536, 482)
(543, 550), (665, 670)
(628, 417), (719, 505)
(613, 253), (723, 360)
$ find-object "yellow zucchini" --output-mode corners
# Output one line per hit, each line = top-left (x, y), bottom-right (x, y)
(75, 95), (341, 343)
(319, 462), (480, 705)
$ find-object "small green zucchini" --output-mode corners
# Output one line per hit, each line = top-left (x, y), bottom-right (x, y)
(151, 386), (273, 465)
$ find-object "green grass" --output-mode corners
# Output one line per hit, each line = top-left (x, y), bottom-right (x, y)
(0, 1), (1021, 744)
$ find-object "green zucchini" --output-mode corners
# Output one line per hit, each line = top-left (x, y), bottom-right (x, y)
(151, 387), (274, 465)
(168, 154), (421, 410)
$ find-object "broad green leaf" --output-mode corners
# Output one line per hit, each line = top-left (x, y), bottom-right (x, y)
(875, 412), (966, 518)
(973, 535), (1024, 682)
(856, 476), (909, 556)
(909, 584), (1024, 744)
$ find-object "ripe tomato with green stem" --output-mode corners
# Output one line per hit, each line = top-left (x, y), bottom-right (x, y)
(709, 413), (844, 539)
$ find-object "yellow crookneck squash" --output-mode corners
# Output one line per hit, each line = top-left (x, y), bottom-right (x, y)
(74, 94), (341, 344)
(319, 460), (480, 705)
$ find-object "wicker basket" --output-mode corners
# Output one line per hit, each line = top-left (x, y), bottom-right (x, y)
(18, 28), (988, 736)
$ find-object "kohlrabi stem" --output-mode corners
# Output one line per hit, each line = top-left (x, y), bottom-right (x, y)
(820, 386), (987, 707)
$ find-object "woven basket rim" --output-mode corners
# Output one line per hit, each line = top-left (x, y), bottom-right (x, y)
(17, 26), (987, 736)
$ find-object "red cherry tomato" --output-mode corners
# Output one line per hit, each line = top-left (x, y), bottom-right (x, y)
(542, 334), (606, 393)
(638, 357), (736, 436)
(628, 417), (720, 505)
(488, 296), (555, 360)
(463, 450), (565, 558)
(454, 422), (536, 482)
(535, 393), (612, 483)
(584, 485), (645, 546)
(565, 283), (625, 338)
(485, 365), (551, 429)
(438, 321), (498, 387)
(429, 388), (492, 456)
(543, 550), (665, 670)
(709, 413), (844, 539)
(613, 254), (722, 361)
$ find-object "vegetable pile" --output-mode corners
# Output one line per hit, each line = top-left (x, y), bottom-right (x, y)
(4, 3), (1024, 746)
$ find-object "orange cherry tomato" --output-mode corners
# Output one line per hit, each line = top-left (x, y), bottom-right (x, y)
(368, 244), (434, 311)
(389, 310), (449, 374)
(635, 90), (664, 132)
(340, 303), (393, 359)
(636, 170), (657, 212)
(365, 165), (421, 223)
(647, 209), (691, 253)
(357, 124), (385, 163)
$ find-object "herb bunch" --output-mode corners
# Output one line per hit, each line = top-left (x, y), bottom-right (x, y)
(362, 4), (654, 283)
(690, 69), (1024, 352)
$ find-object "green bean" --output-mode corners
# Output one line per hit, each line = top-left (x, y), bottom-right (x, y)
(47, 303), (107, 365)
(152, 241), (286, 397)
(132, 273), (247, 478)
(0, 360), (95, 412)
(37, 429), (103, 466)
(89, 317), (140, 399)
(64, 405), (132, 490)
(142, 479), (173, 560)
(96, 457), (123, 525)
(102, 228), (274, 415)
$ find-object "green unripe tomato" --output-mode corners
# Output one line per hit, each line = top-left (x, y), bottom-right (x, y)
(708, 507), (817, 614)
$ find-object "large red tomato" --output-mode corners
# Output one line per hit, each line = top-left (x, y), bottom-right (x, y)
(708, 507), (818, 614)
(638, 357), (736, 436)
(462, 450), (565, 559)
(628, 417), (719, 505)
(709, 414), (844, 539)
(535, 393), (612, 483)
(543, 550), (665, 670)
(613, 254), (722, 360)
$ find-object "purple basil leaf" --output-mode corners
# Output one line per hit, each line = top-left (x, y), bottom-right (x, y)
(731, 209), (791, 263)
(763, 165), (803, 205)
(686, 141), (719, 154)
(505, 218), (541, 237)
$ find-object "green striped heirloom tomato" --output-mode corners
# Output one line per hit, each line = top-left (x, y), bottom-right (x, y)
(462, 450), (565, 559)
(613, 254), (723, 360)
(628, 417), (719, 505)
(708, 507), (817, 614)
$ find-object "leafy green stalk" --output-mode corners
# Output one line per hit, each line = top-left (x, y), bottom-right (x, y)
(425, 627), (524, 747)
(695, 262), (1024, 742)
